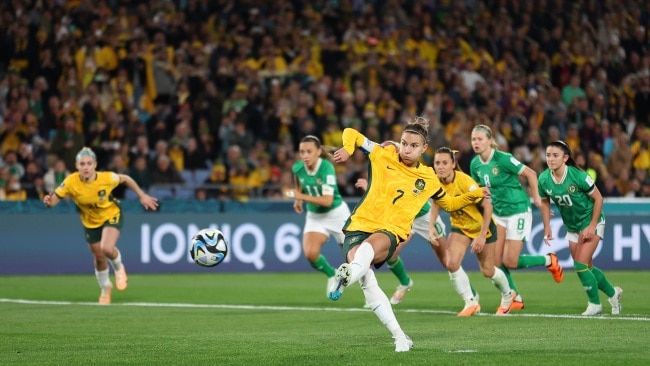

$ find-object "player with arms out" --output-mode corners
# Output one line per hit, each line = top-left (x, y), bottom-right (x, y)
(285, 135), (351, 295)
(328, 118), (489, 352)
(43, 147), (158, 304)
(538, 140), (622, 316)
(470, 124), (564, 312)
(433, 147), (514, 315)
(355, 141), (477, 307)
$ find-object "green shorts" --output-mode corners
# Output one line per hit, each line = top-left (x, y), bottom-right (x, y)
(84, 211), (124, 244)
(342, 230), (399, 269)
(450, 219), (498, 244)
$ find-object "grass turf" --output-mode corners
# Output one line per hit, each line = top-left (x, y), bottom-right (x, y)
(1, 270), (648, 365)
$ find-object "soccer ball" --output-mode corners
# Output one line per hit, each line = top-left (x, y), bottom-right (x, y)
(190, 228), (228, 267)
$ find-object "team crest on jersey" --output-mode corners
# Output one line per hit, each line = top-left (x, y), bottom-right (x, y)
(98, 189), (107, 201)
(315, 178), (322, 185)
(491, 166), (499, 175)
(412, 179), (425, 195)
(568, 184), (577, 194)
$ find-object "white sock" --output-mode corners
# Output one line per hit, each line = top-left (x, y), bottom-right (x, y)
(360, 269), (405, 339)
(544, 255), (551, 266)
(449, 267), (474, 302)
(95, 268), (111, 290)
(109, 249), (123, 271)
(348, 242), (374, 285)
(490, 266), (511, 295)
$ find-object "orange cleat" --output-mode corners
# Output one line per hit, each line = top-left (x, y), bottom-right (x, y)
(547, 253), (564, 283)
(115, 265), (128, 291)
(99, 283), (113, 305)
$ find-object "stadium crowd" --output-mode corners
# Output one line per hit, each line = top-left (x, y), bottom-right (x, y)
(1, 0), (650, 202)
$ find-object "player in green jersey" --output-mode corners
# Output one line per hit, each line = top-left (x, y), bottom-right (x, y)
(470, 124), (564, 313)
(286, 135), (351, 297)
(538, 141), (623, 316)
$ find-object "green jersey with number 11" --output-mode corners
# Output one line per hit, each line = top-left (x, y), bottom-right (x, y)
(538, 165), (604, 233)
(292, 158), (343, 214)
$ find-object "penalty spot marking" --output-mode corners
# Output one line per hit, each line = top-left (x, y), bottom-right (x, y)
(1, 298), (649, 322)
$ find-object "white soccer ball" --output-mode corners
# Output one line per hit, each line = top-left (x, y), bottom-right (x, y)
(190, 228), (228, 267)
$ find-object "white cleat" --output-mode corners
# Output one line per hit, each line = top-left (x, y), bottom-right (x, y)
(394, 334), (413, 352)
(326, 276), (337, 297)
(582, 302), (603, 316)
(327, 264), (351, 301)
(390, 279), (414, 305)
(608, 286), (623, 315)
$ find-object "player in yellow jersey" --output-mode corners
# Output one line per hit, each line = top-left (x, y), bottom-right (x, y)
(43, 147), (158, 304)
(432, 147), (515, 316)
(327, 117), (490, 352)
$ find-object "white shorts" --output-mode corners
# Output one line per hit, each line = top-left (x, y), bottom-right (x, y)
(565, 219), (606, 243)
(412, 214), (446, 242)
(303, 202), (351, 244)
(493, 209), (532, 242)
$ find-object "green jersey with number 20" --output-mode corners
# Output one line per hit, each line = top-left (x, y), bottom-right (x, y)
(291, 158), (343, 214)
(470, 149), (530, 216)
(538, 165), (604, 233)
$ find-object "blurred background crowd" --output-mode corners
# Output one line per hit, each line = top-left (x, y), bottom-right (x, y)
(1, 0), (650, 202)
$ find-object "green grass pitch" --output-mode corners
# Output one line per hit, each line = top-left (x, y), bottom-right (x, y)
(1, 270), (649, 365)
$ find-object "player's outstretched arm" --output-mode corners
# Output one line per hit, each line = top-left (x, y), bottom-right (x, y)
(119, 174), (159, 211)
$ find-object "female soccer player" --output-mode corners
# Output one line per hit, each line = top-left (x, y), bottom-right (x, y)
(43, 147), (158, 304)
(327, 118), (490, 352)
(470, 124), (564, 311)
(355, 176), (449, 306)
(354, 142), (467, 307)
(433, 147), (514, 315)
(538, 141), (623, 316)
(285, 135), (351, 295)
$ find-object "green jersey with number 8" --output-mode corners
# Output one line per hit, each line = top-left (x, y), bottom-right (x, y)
(470, 149), (530, 216)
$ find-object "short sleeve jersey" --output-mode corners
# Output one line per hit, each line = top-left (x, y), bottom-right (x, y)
(538, 165), (603, 233)
(441, 171), (493, 238)
(341, 130), (482, 241)
(292, 158), (343, 213)
(55, 171), (121, 228)
(470, 149), (530, 216)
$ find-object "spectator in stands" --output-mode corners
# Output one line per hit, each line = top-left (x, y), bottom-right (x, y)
(49, 115), (85, 172)
(128, 156), (153, 192)
(151, 154), (184, 186)
(0, 174), (26, 201)
(44, 159), (70, 193)
(2, 150), (25, 179)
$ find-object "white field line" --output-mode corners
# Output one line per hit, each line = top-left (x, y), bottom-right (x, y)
(1, 298), (649, 321)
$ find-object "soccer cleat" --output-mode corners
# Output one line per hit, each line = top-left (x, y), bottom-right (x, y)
(328, 263), (351, 301)
(115, 265), (128, 291)
(608, 287), (623, 315)
(99, 283), (113, 305)
(546, 253), (564, 283)
(510, 300), (525, 310)
(582, 302), (603, 316)
(495, 290), (516, 316)
(390, 278), (414, 305)
(326, 276), (337, 297)
(394, 334), (413, 352)
(458, 301), (481, 317)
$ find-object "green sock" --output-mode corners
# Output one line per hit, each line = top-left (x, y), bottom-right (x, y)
(499, 264), (519, 295)
(574, 261), (600, 304)
(310, 254), (335, 277)
(517, 255), (546, 268)
(590, 266), (615, 297)
(387, 257), (411, 286)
